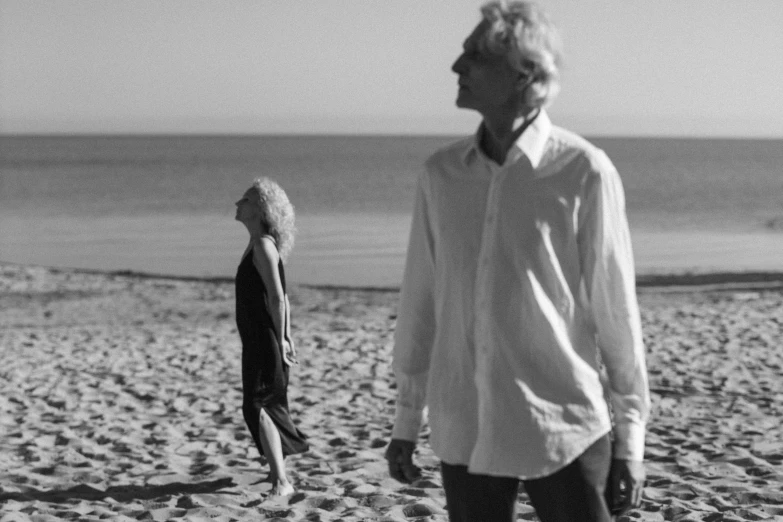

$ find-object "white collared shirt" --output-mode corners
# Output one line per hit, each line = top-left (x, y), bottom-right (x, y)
(392, 110), (651, 479)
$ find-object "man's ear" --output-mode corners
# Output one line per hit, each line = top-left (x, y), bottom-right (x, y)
(515, 73), (537, 93)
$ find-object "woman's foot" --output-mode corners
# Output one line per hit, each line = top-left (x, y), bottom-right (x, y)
(249, 472), (274, 486)
(270, 478), (295, 496)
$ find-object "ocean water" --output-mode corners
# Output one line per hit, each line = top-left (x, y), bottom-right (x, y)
(1, 135), (782, 286)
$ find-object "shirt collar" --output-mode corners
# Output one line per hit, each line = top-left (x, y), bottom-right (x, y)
(463, 109), (552, 170)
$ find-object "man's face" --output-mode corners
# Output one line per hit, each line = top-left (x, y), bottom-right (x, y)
(451, 21), (520, 115)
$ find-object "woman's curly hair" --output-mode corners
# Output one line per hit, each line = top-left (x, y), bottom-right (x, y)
(251, 177), (296, 262)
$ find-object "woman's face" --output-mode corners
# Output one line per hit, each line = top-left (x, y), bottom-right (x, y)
(235, 188), (262, 225)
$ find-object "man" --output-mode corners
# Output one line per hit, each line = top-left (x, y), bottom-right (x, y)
(385, 2), (651, 521)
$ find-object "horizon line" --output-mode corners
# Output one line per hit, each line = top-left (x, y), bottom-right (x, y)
(3, 131), (783, 141)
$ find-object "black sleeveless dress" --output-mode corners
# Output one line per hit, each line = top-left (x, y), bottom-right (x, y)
(235, 249), (308, 458)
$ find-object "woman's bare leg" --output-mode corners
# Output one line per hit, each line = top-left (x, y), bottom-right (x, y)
(257, 408), (294, 495)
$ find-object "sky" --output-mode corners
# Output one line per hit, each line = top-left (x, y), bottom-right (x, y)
(1, 0), (782, 137)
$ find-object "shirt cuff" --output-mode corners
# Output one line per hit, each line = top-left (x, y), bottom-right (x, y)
(391, 404), (424, 441)
(612, 421), (646, 461)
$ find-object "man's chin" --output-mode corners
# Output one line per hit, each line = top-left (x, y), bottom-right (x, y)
(455, 94), (474, 110)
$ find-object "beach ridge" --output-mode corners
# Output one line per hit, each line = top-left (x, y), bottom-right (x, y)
(3, 260), (783, 293)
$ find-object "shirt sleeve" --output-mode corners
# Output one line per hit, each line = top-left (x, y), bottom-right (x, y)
(578, 151), (651, 461)
(391, 170), (437, 441)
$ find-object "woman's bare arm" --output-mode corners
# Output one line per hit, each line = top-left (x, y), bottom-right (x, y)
(251, 237), (286, 348)
(284, 294), (297, 363)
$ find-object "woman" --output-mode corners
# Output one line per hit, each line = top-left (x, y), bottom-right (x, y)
(234, 177), (308, 496)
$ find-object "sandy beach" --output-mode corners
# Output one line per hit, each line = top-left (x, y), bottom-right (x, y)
(1, 262), (782, 521)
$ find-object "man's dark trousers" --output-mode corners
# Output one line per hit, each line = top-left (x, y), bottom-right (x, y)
(440, 434), (613, 522)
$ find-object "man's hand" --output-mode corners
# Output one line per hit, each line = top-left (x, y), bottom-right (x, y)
(609, 458), (645, 515)
(385, 438), (422, 483)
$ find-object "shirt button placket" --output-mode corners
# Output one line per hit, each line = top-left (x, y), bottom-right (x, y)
(475, 166), (502, 352)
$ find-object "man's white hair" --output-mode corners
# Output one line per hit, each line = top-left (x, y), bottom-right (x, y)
(481, 1), (563, 110)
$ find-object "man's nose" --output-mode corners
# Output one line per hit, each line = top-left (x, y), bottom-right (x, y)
(452, 53), (466, 74)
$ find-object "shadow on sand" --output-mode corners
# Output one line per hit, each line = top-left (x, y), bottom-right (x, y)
(0, 477), (236, 504)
